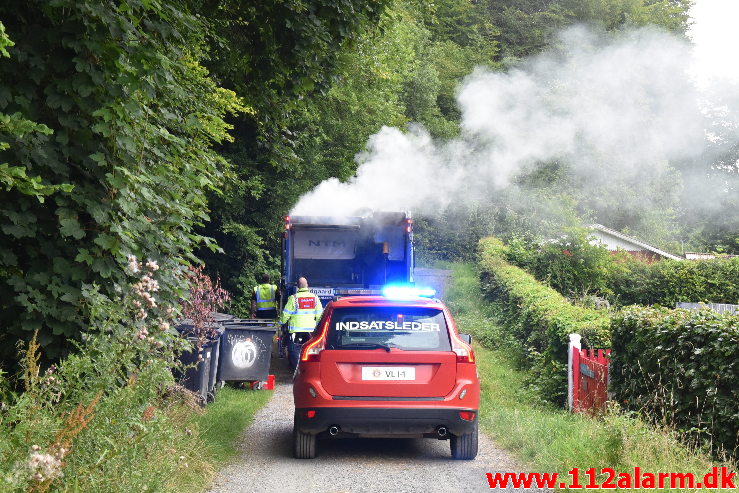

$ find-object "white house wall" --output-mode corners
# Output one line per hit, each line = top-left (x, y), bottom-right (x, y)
(589, 231), (643, 252)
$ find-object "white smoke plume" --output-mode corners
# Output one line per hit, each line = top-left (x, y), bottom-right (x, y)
(291, 26), (737, 219)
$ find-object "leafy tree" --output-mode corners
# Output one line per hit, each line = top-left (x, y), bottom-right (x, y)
(477, 0), (693, 60)
(0, 1), (241, 364)
(677, 89), (739, 254)
(199, 0), (497, 291)
(194, 0), (393, 302)
(198, 0), (700, 291)
(413, 0), (696, 261)
(0, 23), (73, 203)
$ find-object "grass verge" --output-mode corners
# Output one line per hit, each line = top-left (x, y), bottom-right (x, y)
(445, 262), (736, 491)
(167, 386), (273, 491)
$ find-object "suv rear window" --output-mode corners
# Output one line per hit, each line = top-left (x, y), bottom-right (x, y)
(326, 307), (451, 351)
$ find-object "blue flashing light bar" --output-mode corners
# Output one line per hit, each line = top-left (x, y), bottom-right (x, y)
(382, 285), (436, 299)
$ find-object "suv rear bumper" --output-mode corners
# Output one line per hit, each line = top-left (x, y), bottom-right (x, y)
(294, 407), (476, 436)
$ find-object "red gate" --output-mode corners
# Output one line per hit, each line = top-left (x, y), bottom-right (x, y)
(571, 348), (610, 414)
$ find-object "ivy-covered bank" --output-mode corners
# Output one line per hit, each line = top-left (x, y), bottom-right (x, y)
(0, 3), (242, 364)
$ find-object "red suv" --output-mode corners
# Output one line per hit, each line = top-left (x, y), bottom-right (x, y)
(292, 294), (479, 460)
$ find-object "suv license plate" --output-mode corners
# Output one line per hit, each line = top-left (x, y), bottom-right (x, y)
(362, 367), (415, 381)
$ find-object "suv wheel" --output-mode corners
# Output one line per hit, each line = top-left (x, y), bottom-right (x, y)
(293, 426), (317, 459)
(450, 418), (478, 460)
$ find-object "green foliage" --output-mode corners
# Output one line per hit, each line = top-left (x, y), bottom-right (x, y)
(415, 205), (502, 263)
(200, 0), (390, 123)
(197, 0), (489, 298)
(195, 0), (698, 300)
(444, 261), (519, 350)
(193, 0), (396, 306)
(412, 0), (697, 265)
(502, 232), (739, 306)
(414, 2), (502, 137)
(610, 306), (739, 460)
(678, 91), (739, 255)
(508, 229), (616, 298)
(478, 235), (739, 458)
(0, 22), (73, 204)
(446, 261), (732, 481)
(290, 0), (426, 180)
(0, 2), (242, 363)
(414, 186), (585, 266)
(0, 257), (272, 492)
(0, 265), (194, 491)
(609, 257), (739, 306)
(477, 0), (692, 60)
(478, 237), (611, 404)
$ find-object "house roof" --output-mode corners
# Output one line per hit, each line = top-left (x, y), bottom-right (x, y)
(587, 224), (683, 261)
(685, 252), (739, 260)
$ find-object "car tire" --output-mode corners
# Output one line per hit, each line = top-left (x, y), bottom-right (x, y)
(450, 418), (478, 460)
(293, 426), (317, 459)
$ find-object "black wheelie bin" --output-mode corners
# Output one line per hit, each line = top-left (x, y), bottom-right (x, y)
(217, 319), (278, 387)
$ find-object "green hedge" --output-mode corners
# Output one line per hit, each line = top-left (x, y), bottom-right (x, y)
(609, 257), (739, 306)
(504, 230), (616, 298)
(479, 236), (738, 457)
(503, 233), (739, 306)
(478, 237), (611, 404)
(610, 306), (739, 459)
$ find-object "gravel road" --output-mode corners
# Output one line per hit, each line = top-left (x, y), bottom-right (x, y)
(413, 268), (453, 299)
(209, 269), (544, 492)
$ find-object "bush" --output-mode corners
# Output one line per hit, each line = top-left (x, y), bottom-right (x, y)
(610, 306), (739, 460)
(0, 258), (209, 492)
(180, 265), (230, 350)
(478, 237), (611, 404)
(506, 230), (616, 298)
(503, 233), (739, 307)
(446, 266), (733, 481)
(0, 2), (242, 367)
(609, 257), (739, 306)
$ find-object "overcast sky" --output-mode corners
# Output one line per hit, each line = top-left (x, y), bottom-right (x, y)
(688, 0), (739, 84)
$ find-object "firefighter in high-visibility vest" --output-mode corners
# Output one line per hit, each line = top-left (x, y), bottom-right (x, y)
(251, 273), (279, 319)
(280, 277), (322, 365)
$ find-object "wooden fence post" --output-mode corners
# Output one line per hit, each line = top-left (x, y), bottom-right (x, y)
(568, 333), (582, 412)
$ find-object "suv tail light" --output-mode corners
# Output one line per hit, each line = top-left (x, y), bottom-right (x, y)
(445, 307), (474, 363)
(300, 317), (330, 363)
(451, 336), (475, 363)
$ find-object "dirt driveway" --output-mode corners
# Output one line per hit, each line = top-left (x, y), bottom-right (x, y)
(209, 269), (544, 492)
(208, 365), (531, 493)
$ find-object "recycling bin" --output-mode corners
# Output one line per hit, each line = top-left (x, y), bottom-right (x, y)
(211, 312), (235, 323)
(174, 337), (213, 404)
(218, 320), (278, 383)
(205, 336), (221, 400)
(174, 321), (222, 403)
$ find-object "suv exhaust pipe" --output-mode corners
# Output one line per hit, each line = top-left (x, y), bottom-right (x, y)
(329, 426), (340, 436)
(436, 426), (448, 438)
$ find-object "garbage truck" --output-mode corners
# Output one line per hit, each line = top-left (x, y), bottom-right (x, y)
(279, 211), (415, 366)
